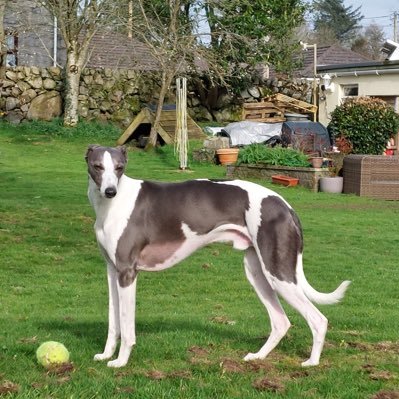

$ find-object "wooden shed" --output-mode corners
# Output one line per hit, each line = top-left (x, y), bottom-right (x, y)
(117, 106), (206, 145)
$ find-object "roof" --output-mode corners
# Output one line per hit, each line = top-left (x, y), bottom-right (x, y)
(317, 59), (399, 73)
(296, 45), (372, 77)
(86, 31), (158, 70)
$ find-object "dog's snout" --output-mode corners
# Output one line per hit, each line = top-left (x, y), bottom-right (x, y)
(105, 187), (117, 198)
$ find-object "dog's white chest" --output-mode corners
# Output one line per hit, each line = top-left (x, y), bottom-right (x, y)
(91, 176), (141, 263)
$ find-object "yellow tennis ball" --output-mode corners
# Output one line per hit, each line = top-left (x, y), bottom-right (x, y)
(36, 341), (70, 368)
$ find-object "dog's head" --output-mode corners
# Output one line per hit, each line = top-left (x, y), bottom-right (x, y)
(85, 145), (127, 198)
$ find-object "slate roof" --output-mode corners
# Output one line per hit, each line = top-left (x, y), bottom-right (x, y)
(296, 45), (372, 77)
(86, 31), (158, 71)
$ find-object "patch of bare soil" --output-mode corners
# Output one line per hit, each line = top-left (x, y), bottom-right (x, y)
(188, 345), (209, 357)
(45, 362), (75, 376)
(371, 390), (399, 399)
(144, 370), (168, 380)
(361, 364), (396, 381)
(188, 345), (213, 365)
(252, 377), (285, 392)
(220, 358), (247, 373)
(374, 341), (399, 353)
(0, 380), (20, 395)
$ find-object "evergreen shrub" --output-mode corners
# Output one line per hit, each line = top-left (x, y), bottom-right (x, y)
(328, 97), (399, 154)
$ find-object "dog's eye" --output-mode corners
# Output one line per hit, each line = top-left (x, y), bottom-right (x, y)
(94, 164), (103, 170)
(115, 165), (124, 172)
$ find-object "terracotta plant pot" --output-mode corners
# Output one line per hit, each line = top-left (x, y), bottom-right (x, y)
(271, 175), (299, 187)
(309, 157), (323, 168)
(319, 176), (343, 193)
(216, 148), (239, 166)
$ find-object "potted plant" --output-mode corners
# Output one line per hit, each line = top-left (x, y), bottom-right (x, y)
(216, 147), (240, 165)
(308, 156), (323, 168)
(319, 158), (343, 193)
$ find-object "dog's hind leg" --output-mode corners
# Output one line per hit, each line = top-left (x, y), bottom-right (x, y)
(107, 275), (137, 368)
(272, 277), (328, 367)
(243, 247), (291, 362)
(94, 263), (120, 362)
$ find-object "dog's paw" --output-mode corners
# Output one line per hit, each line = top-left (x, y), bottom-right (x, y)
(107, 358), (127, 368)
(243, 352), (261, 362)
(94, 353), (112, 361)
(301, 359), (319, 367)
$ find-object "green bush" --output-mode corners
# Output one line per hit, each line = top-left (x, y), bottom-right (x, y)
(328, 97), (399, 155)
(238, 144), (310, 167)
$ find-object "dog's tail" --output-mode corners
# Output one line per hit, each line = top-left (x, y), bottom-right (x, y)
(296, 254), (351, 305)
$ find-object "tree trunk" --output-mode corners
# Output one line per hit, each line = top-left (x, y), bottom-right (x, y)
(63, 44), (84, 127)
(0, 0), (7, 80)
(146, 71), (173, 149)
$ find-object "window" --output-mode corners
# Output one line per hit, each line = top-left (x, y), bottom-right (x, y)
(342, 84), (358, 97)
(5, 30), (18, 66)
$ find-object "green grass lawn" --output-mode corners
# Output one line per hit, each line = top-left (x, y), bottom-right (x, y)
(0, 122), (398, 398)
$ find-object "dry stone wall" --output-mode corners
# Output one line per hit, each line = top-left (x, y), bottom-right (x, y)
(1, 66), (312, 125)
(1, 66), (158, 126)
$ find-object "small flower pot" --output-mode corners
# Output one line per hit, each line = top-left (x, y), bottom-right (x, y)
(309, 157), (323, 168)
(319, 176), (343, 193)
(216, 148), (239, 166)
(272, 175), (299, 187)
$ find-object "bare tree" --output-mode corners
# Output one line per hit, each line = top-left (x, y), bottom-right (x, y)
(129, 1), (201, 149)
(129, 0), (306, 149)
(40, 1), (117, 127)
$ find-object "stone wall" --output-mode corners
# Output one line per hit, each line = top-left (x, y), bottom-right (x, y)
(1, 66), (313, 125)
(1, 66), (159, 125)
(226, 164), (330, 192)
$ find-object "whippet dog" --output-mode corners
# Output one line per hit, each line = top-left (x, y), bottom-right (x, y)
(85, 144), (350, 368)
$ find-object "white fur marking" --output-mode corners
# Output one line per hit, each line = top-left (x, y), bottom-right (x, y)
(92, 175), (142, 264)
(100, 151), (119, 196)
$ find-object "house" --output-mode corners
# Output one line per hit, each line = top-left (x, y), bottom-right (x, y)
(316, 41), (399, 149)
(295, 43), (399, 130)
(296, 44), (372, 78)
(317, 59), (399, 125)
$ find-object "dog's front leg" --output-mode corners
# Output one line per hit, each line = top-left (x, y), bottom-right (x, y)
(107, 274), (137, 368)
(94, 263), (120, 361)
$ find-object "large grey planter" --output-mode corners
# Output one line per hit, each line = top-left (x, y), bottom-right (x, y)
(319, 176), (343, 193)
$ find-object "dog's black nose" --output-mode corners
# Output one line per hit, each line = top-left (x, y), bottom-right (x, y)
(105, 187), (117, 198)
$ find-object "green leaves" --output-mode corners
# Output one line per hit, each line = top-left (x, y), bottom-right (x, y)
(329, 97), (399, 155)
(238, 144), (310, 167)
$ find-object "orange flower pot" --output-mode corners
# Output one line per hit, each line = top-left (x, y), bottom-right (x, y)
(272, 175), (299, 187)
(216, 148), (239, 166)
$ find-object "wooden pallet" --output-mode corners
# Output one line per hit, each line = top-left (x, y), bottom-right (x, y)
(117, 107), (205, 145)
(242, 101), (285, 123)
(268, 93), (317, 116)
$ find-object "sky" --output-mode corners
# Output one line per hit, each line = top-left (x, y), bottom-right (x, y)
(349, 0), (399, 41)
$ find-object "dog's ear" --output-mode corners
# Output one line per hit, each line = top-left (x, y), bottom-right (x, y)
(117, 145), (128, 163)
(85, 144), (100, 163)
